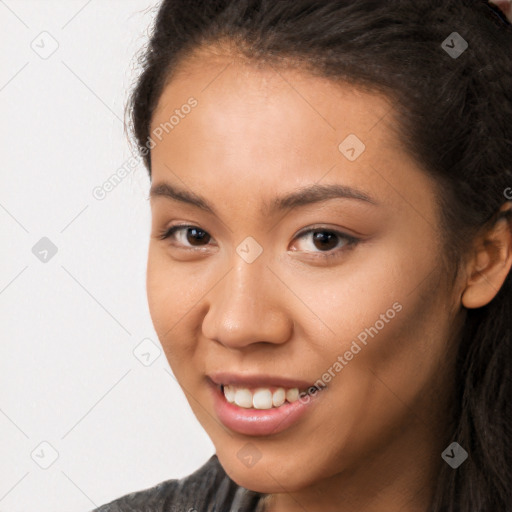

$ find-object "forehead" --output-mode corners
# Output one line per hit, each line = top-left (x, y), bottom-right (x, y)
(148, 52), (438, 223)
(151, 52), (394, 138)
(150, 54), (396, 172)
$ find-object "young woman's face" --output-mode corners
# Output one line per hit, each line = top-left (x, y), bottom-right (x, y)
(146, 51), (465, 500)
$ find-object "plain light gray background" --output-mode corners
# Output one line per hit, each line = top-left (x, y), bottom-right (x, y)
(0, 2), (215, 511)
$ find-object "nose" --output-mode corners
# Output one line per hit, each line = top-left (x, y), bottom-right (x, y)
(201, 258), (293, 349)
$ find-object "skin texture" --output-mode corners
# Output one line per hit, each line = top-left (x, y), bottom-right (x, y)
(146, 48), (512, 512)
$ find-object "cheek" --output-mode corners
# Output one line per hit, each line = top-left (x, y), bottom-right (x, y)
(298, 233), (449, 401)
(146, 244), (211, 364)
(338, 255), (451, 426)
(146, 246), (190, 346)
(289, 240), (419, 353)
(292, 254), (451, 469)
(146, 245), (171, 334)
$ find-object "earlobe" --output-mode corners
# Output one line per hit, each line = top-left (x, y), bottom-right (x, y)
(461, 202), (512, 309)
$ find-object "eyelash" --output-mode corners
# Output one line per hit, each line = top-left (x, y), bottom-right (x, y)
(157, 224), (360, 261)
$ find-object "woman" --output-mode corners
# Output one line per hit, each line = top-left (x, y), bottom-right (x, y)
(92, 1), (512, 511)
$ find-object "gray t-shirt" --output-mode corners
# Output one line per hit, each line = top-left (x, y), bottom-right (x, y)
(90, 454), (267, 512)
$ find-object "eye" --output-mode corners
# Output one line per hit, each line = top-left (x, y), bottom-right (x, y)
(157, 224), (360, 260)
(157, 224), (213, 248)
(292, 226), (359, 260)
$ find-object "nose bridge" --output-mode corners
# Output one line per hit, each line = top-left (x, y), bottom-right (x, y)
(201, 251), (292, 348)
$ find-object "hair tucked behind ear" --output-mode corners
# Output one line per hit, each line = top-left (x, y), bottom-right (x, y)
(126, 1), (512, 510)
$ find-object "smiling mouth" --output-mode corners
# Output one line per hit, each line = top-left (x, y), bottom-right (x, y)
(219, 382), (326, 410)
(208, 377), (327, 436)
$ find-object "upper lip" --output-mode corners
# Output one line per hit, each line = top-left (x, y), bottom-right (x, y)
(207, 371), (325, 390)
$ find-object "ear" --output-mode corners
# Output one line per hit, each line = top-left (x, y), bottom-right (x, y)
(461, 202), (512, 309)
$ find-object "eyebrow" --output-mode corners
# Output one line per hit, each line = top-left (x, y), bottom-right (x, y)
(149, 181), (378, 216)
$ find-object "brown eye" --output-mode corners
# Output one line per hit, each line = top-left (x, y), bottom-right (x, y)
(310, 231), (340, 251)
(291, 226), (360, 261)
(159, 225), (212, 247)
(185, 227), (210, 246)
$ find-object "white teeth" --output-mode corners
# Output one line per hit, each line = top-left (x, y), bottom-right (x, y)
(234, 388), (253, 408)
(286, 388), (299, 403)
(272, 388), (286, 407)
(252, 389), (273, 409)
(223, 385), (303, 409)
(224, 385), (236, 404)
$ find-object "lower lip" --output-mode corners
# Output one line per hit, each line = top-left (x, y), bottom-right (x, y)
(208, 380), (325, 436)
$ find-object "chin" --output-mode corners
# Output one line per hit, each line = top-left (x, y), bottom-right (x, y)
(216, 449), (316, 494)
(225, 467), (291, 494)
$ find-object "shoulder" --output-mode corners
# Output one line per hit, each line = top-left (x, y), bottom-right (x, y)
(89, 453), (265, 512)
